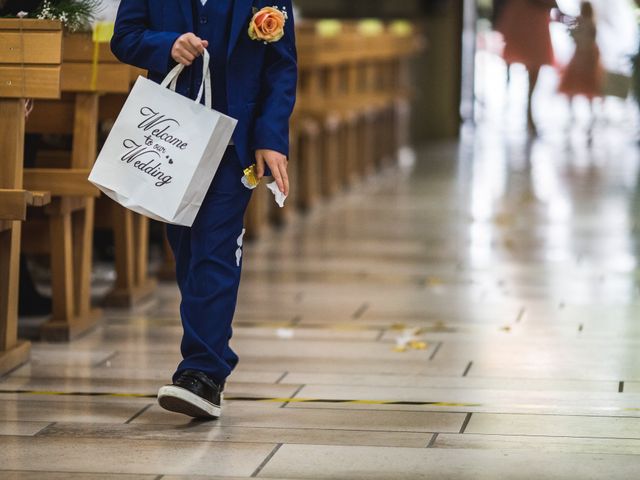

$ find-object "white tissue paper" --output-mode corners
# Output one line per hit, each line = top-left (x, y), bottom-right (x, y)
(240, 175), (287, 208)
(267, 181), (287, 208)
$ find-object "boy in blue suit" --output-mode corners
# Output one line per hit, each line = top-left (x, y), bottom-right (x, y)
(111, 0), (297, 419)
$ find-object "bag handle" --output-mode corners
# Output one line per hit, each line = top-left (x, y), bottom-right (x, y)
(160, 49), (212, 108)
(196, 57), (212, 108)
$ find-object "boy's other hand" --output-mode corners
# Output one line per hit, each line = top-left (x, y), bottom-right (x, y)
(171, 33), (209, 66)
(255, 149), (289, 196)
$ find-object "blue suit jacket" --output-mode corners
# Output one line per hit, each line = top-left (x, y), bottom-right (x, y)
(111, 0), (297, 170)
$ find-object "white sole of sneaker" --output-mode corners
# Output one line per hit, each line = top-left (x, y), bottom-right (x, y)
(157, 385), (222, 419)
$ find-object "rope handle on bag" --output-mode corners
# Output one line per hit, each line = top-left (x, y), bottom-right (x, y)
(160, 49), (212, 108)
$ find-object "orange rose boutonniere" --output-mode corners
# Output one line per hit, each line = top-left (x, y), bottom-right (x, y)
(248, 6), (288, 43)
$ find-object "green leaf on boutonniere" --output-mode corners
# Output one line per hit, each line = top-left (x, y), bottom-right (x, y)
(252, 7), (258, 14)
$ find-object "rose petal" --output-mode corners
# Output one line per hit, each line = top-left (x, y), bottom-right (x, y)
(263, 18), (277, 34)
(250, 7), (286, 42)
(254, 11), (270, 27)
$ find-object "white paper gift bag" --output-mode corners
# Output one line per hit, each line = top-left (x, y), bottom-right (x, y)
(89, 51), (237, 226)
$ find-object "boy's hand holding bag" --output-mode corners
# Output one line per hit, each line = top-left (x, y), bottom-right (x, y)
(89, 50), (237, 227)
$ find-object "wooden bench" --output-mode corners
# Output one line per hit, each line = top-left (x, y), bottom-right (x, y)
(270, 117), (301, 226)
(96, 73), (157, 308)
(296, 21), (425, 187)
(0, 18), (61, 374)
(22, 31), (132, 339)
(295, 22), (347, 198)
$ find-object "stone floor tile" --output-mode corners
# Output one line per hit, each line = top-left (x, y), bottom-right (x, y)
(0, 437), (276, 476)
(258, 444), (640, 479)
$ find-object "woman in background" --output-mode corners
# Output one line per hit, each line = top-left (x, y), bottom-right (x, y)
(558, 1), (603, 125)
(496, 0), (558, 134)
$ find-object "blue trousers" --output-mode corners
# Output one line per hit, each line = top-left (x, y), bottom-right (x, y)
(166, 147), (253, 384)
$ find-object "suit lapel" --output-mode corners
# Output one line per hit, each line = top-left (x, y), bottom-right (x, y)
(228, 0), (253, 59)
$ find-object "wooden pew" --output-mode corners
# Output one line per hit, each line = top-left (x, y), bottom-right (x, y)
(96, 86), (157, 308)
(342, 22), (408, 175)
(293, 116), (322, 211)
(295, 22), (346, 198)
(297, 21), (425, 186)
(96, 196), (156, 307)
(0, 18), (60, 374)
(22, 32), (131, 340)
(294, 21), (398, 194)
(270, 117), (300, 226)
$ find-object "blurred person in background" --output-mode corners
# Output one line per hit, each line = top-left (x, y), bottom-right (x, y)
(558, 1), (604, 129)
(495, 0), (560, 134)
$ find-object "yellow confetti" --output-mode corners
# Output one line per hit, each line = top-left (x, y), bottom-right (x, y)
(408, 340), (428, 350)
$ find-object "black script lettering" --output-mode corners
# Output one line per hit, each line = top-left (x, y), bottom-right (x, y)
(152, 126), (188, 149)
(138, 107), (180, 131)
(135, 160), (173, 187)
(120, 138), (173, 188)
(121, 139), (161, 164)
(137, 107), (188, 151)
(155, 176), (172, 187)
(138, 107), (180, 127)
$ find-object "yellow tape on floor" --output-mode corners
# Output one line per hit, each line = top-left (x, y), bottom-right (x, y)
(3, 390), (638, 412)
(0, 389), (480, 407)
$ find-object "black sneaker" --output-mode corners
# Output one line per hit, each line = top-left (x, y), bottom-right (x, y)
(157, 370), (224, 419)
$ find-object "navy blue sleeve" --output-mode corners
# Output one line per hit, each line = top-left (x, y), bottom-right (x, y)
(252, 1), (298, 157)
(110, 0), (181, 75)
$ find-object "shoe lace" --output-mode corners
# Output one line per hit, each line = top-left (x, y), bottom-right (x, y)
(177, 371), (222, 392)
(177, 373), (202, 389)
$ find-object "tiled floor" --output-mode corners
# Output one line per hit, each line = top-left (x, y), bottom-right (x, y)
(3, 125), (640, 478)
